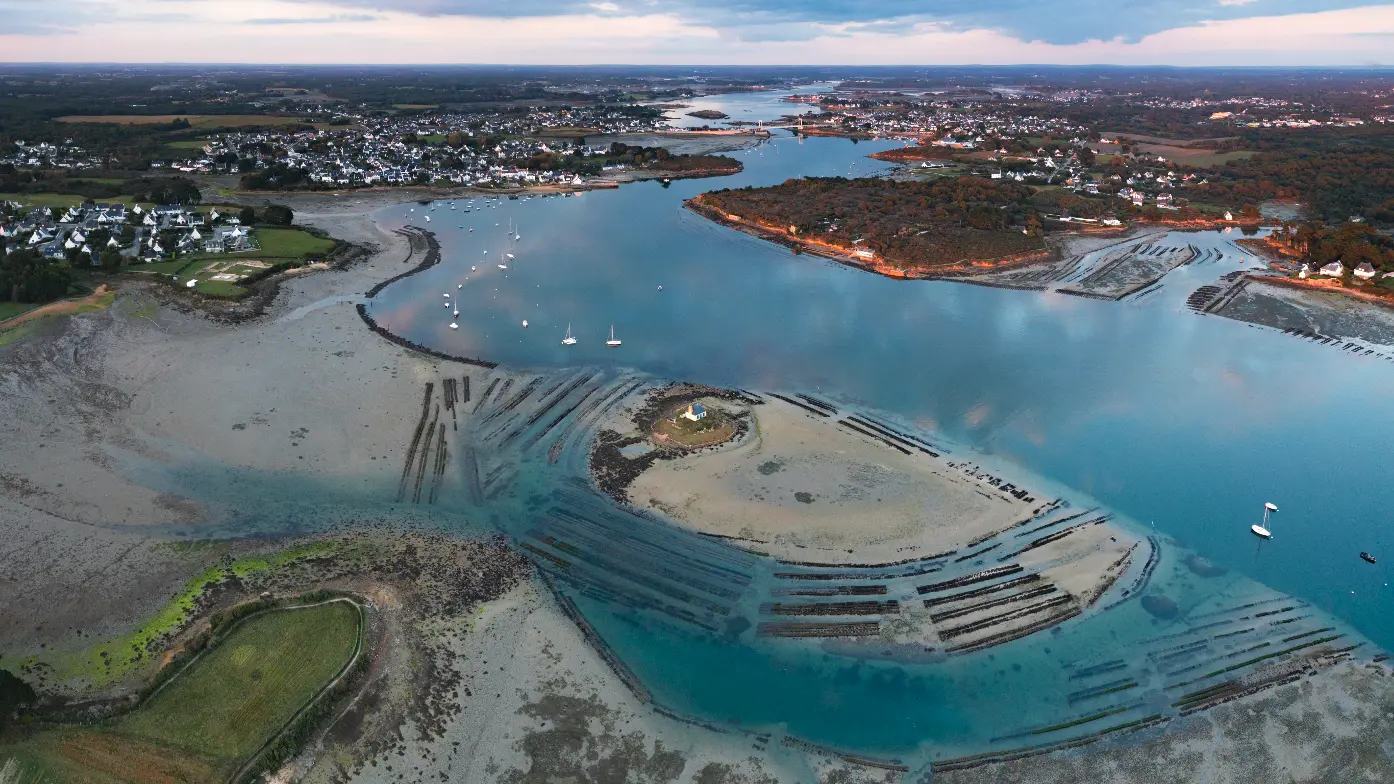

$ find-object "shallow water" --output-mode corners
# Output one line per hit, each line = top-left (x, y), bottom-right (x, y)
(133, 89), (1394, 770)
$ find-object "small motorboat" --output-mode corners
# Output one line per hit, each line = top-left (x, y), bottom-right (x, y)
(458, 284), (463, 289)
(497, 264), (507, 270)
(449, 322), (458, 330)
(657, 285), (663, 291)
(471, 266), (477, 271)
(443, 293), (450, 297)
(444, 302), (450, 308)
(506, 253), (515, 260)
(1360, 552), (1377, 564)
(522, 320), (529, 328)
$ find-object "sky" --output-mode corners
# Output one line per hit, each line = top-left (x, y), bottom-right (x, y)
(2, 0), (1393, 65)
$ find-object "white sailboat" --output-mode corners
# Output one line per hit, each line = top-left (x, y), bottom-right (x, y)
(522, 319), (529, 328)
(1252, 502), (1278, 539)
(562, 323), (577, 345)
(606, 325), (622, 347)
(449, 322), (458, 330)
(506, 252), (515, 260)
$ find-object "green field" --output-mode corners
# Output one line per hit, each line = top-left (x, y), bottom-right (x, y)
(0, 192), (154, 211)
(119, 601), (360, 761)
(56, 114), (327, 129)
(193, 279), (249, 299)
(166, 139), (212, 149)
(254, 228), (335, 258)
(0, 302), (39, 322)
(0, 599), (361, 781)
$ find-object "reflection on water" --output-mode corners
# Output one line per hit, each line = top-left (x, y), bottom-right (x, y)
(126, 90), (1394, 772)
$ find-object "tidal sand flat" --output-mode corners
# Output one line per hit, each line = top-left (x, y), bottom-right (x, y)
(628, 393), (1126, 568)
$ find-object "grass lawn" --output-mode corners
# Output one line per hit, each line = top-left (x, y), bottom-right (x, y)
(166, 139), (211, 149)
(194, 279), (249, 299)
(254, 228), (334, 258)
(117, 600), (360, 763)
(0, 301), (39, 321)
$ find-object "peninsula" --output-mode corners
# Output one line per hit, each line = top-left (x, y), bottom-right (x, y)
(687, 176), (1058, 277)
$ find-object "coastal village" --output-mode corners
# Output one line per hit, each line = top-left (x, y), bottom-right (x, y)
(1, 200), (252, 265)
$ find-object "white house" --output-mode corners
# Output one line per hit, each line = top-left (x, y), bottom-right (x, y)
(1354, 262), (1378, 280)
(1319, 261), (1345, 277)
(1298, 263), (1311, 279)
(680, 403), (707, 422)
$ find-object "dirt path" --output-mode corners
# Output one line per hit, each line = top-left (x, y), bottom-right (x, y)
(0, 284), (113, 330)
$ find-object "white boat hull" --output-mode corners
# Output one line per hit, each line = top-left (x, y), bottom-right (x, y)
(1251, 524), (1271, 539)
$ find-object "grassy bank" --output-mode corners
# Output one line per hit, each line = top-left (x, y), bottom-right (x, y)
(0, 599), (362, 782)
(11, 541), (338, 687)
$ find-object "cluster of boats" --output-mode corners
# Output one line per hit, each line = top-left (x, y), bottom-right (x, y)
(1250, 501), (1377, 563)
(428, 202), (624, 346)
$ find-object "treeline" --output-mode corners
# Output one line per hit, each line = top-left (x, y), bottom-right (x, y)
(0, 167), (202, 205)
(0, 246), (76, 304)
(1191, 130), (1394, 224)
(700, 176), (1051, 269)
(1271, 221), (1394, 273)
(600, 142), (741, 173)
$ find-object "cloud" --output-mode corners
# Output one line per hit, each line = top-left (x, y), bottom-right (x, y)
(258, 0), (1374, 45)
(1, 0), (1392, 65)
(245, 12), (380, 22)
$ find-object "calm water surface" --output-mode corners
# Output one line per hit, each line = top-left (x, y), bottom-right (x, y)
(315, 91), (1394, 764)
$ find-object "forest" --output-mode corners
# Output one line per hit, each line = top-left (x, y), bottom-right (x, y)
(695, 176), (1051, 270)
(1191, 130), (1394, 224)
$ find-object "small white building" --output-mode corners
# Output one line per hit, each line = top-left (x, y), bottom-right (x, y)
(1354, 262), (1378, 280)
(1319, 261), (1345, 277)
(680, 403), (707, 422)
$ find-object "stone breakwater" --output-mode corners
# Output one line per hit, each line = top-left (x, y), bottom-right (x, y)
(358, 225), (497, 368)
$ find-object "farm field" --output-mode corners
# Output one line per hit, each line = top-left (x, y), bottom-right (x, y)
(55, 114), (323, 129)
(0, 600), (361, 782)
(1134, 144), (1255, 167)
(0, 193), (151, 211)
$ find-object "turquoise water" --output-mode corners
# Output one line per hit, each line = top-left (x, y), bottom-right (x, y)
(132, 89), (1393, 770)
(370, 135), (1394, 647)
